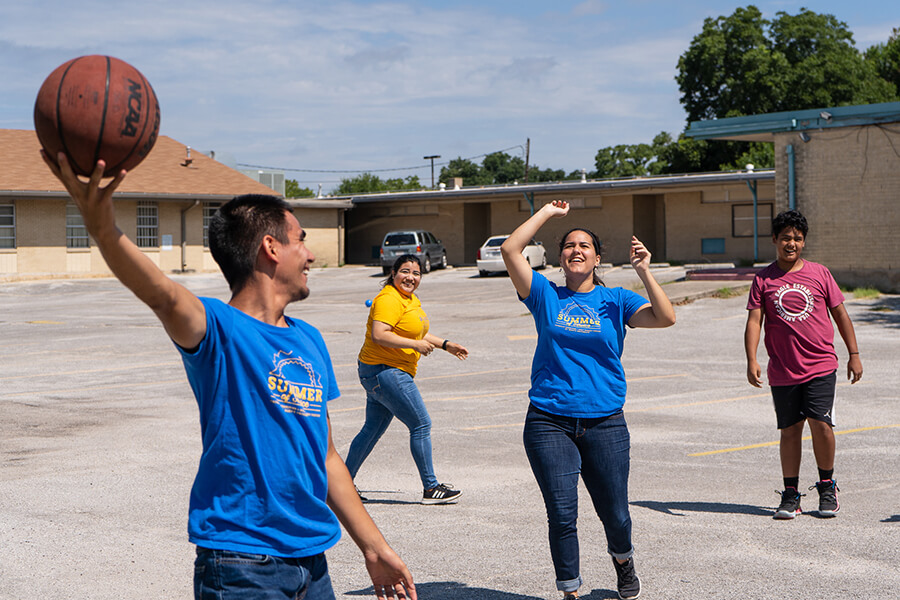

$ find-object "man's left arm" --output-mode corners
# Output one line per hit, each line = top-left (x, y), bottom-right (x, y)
(325, 416), (417, 600)
(830, 303), (862, 383)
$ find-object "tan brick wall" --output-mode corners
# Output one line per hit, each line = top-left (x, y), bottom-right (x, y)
(774, 126), (900, 291)
(4, 197), (347, 278)
(664, 188), (777, 263)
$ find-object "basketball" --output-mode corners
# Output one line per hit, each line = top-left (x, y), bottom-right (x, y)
(33, 55), (160, 177)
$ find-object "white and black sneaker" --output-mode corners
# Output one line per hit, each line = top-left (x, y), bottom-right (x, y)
(422, 483), (462, 504)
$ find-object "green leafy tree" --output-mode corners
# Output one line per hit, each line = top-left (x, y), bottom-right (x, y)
(334, 173), (421, 194)
(865, 27), (900, 97)
(674, 5), (897, 171)
(593, 132), (672, 177)
(285, 179), (315, 198)
(439, 157), (491, 186)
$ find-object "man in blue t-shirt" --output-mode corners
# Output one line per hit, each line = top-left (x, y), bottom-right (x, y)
(42, 151), (416, 600)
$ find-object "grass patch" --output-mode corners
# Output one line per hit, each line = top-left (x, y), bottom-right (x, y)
(714, 286), (745, 299)
(851, 287), (880, 299)
(869, 305), (892, 312)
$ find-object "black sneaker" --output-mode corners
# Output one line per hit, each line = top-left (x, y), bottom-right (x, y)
(810, 479), (840, 517)
(422, 483), (461, 504)
(612, 556), (641, 600)
(774, 488), (804, 519)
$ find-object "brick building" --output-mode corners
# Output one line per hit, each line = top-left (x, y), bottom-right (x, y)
(686, 101), (900, 292)
(0, 130), (351, 278)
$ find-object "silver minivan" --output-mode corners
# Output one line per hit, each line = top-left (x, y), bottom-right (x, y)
(380, 230), (448, 274)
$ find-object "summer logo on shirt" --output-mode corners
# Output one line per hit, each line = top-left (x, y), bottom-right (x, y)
(774, 283), (815, 323)
(556, 300), (603, 333)
(267, 350), (325, 417)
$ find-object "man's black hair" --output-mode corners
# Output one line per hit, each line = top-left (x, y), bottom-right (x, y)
(772, 209), (809, 238)
(209, 194), (293, 293)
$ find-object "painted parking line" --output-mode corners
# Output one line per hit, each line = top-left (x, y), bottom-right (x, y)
(689, 424), (900, 457)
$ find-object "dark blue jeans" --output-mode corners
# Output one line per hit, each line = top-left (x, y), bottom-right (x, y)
(345, 361), (439, 490)
(523, 404), (634, 593)
(194, 548), (334, 600)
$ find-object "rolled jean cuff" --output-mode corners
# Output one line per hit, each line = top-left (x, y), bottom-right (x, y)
(609, 546), (634, 561)
(556, 574), (583, 593)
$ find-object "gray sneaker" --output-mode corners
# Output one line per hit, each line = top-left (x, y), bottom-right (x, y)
(810, 479), (840, 517)
(612, 556), (640, 599)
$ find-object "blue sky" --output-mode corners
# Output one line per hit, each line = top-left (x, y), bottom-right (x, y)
(2, 1), (898, 191)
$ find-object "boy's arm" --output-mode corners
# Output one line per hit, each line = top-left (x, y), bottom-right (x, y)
(42, 152), (207, 349)
(324, 416), (416, 600)
(830, 303), (863, 384)
(744, 308), (764, 387)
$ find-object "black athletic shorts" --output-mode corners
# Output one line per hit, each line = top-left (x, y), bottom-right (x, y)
(771, 371), (837, 429)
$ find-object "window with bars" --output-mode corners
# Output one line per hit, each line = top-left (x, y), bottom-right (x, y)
(66, 203), (90, 248)
(203, 202), (221, 248)
(136, 201), (158, 248)
(0, 204), (14, 249)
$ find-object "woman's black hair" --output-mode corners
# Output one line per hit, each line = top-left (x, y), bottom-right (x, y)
(382, 254), (423, 288)
(559, 227), (605, 286)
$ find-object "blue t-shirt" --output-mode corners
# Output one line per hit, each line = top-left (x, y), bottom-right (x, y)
(178, 297), (341, 557)
(522, 272), (648, 418)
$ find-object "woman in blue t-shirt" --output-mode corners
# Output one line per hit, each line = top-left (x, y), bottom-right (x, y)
(500, 200), (675, 600)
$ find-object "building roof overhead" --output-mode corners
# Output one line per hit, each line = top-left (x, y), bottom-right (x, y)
(0, 129), (281, 200)
(685, 101), (900, 142)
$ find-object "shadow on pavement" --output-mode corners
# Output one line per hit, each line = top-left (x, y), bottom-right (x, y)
(881, 515), (900, 523)
(343, 581), (543, 599)
(854, 296), (900, 329)
(631, 500), (772, 517)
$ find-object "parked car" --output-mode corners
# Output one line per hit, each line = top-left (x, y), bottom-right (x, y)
(476, 235), (546, 276)
(380, 230), (448, 274)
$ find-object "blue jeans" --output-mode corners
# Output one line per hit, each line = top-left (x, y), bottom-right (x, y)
(194, 548), (334, 600)
(523, 404), (634, 593)
(345, 362), (439, 490)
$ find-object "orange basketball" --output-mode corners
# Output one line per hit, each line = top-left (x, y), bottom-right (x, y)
(34, 55), (160, 177)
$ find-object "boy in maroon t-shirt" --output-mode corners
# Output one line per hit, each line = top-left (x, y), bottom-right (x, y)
(744, 210), (863, 519)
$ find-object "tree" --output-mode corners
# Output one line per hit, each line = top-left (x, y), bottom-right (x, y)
(865, 27), (900, 97)
(439, 157), (491, 186)
(593, 132), (673, 177)
(285, 179), (315, 198)
(674, 5), (897, 171)
(334, 173), (422, 195)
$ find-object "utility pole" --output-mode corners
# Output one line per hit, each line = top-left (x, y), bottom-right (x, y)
(423, 155), (440, 188)
(524, 138), (530, 183)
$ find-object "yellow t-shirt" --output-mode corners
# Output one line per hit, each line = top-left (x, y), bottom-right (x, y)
(358, 284), (430, 377)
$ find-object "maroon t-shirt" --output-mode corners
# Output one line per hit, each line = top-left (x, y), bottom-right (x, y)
(747, 260), (845, 386)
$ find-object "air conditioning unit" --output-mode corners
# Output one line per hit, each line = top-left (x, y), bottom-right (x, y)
(240, 169), (286, 195)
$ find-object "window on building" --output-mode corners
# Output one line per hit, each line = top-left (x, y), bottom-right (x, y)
(203, 202), (221, 248)
(732, 203), (773, 237)
(136, 201), (158, 248)
(0, 204), (14, 249)
(66, 203), (90, 248)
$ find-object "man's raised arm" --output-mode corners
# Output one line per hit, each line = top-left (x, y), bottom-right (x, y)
(42, 151), (207, 349)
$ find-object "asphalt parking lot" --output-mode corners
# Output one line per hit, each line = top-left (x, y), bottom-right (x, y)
(2, 265), (898, 599)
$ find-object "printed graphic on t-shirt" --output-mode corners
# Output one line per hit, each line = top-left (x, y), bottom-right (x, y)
(267, 350), (325, 417)
(556, 300), (603, 334)
(774, 283), (815, 323)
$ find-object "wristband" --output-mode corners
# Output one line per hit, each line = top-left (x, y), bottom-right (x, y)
(849, 352), (859, 355)
(442, 339), (449, 351)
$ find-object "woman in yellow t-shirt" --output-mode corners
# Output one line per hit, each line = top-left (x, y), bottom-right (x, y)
(345, 254), (468, 504)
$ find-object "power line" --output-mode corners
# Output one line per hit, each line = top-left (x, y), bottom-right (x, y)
(235, 144), (527, 175)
